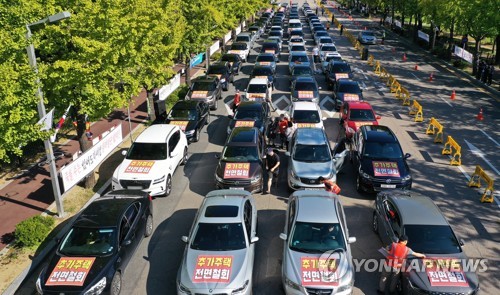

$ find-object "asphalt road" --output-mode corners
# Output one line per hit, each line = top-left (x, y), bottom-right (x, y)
(16, 1), (499, 294)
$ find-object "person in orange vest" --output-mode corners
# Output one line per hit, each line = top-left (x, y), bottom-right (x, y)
(232, 90), (241, 114)
(378, 235), (426, 294)
(318, 176), (341, 195)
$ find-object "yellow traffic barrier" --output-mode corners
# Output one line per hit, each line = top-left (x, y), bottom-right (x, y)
(391, 80), (401, 95)
(394, 83), (403, 99)
(425, 117), (444, 143)
(441, 136), (461, 166)
(468, 165), (495, 203)
(380, 68), (390, 82)
(374, 61), (381, 75)
(354, 40), (360, 50)
(367, 54), (374, 66)
(400, 87), (411, 106)
(409, 100), (424, 122)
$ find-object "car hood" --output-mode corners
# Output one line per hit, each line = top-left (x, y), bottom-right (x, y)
(292, 89), (319, 100)
(347, 119), (378, 131)
(292, 160), (333, 178)
(165, 119), (197, 133)
(187, 89), (216, 100)
(179, 248), (250, 289)
(216, 161), (262, 181)
(403, 254), (479, 293)
(116, 158), (167, 180)
(360, 158), (409, 179)
(336, 92), (363, 102)
(40, 253), (114, 292)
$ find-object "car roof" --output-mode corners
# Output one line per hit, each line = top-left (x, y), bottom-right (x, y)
(172, 100), (199, 109)
(346, 101), (373, 110)
(295, 76), (315, 82)
(237, 32), (251, 36)
(361, 125), (397, 142)
(227, 127), (259, 145)
(252, 65), (273, 71)
(292, 64), (312, 71)
(294, 191), (339, 223)
(75, 196), (139, 227)
(338, 79), (358, 85)
(231, 42), (248, 46)
(295, 128), (327, 144)
(135, 124), (176, 143)
(293, 101), (319, 111)
(248, 77), (268, 85)
(199, 190), (252, 223)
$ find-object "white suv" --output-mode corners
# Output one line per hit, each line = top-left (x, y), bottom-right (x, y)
(112, 124), (188, 197)
(245, 78), (272, 102)
(289, 101), (326, 129)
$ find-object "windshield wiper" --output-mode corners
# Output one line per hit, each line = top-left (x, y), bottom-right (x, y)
(290, 246), (321, 254)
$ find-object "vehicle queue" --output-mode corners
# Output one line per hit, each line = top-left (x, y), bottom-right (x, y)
(35, 2), (480, 295)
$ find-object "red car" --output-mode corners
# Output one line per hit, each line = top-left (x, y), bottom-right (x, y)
(340, 101), (380, 139)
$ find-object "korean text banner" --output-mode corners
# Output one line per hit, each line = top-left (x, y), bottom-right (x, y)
(46, 257), (96, 286)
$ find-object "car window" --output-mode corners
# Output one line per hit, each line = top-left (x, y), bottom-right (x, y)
(338, 83), (361, 93)
(290, 222), (346, 253)
(222, 146), (260, 162)
(293, 144), (331, 162)
(191, 223), (246, 251)
(404, 225), (462, 254)
(120, 217), (131, 244)
(287, 200), (296, 234)
(349, 109), (375, 121)
(59, 227), (117, 256)
(127, 142), (167, 160)
(363, 142), (403, 159)
(192, 81), (215, 91)
(294, 81), (317, 91)
(168, 131), (181, 155)
(244, 201), (252, 242)
(293, 110), (320, 123)
(383, 200), (401, 236)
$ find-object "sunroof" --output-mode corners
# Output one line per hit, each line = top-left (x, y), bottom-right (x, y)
(205, 205), (239, 217)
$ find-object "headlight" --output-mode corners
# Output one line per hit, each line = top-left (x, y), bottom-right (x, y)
(36, 275), (43, 294)
(231, 279), (249, 294)
(284, 276), (301, 290)
(153, 175), (166, 184)
(220, 78), (226, 83)
(177, 280), (192, 294)
(83, 277), (106, 295)
(184, 129), (195, 136)
(402, 174), (412, 181)
(359, 169), (370, 179)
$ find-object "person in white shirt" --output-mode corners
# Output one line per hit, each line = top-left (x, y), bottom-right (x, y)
(285, 120), (296, 151)
(312, 46), (320, 63)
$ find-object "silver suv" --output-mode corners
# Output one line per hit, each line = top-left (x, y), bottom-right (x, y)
(280, 190), (356, 294)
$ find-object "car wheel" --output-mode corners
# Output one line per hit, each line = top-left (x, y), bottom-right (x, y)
(165, 175), (172, 196)
(356, 175), (363, 193)
(194, 129), (201, 142)
(145, 214), (153, 237)
(181, 147), (188, 165)
(372, 213), (378, 233)
(206, 112), (211, 124)
(110, 272), (121, 295)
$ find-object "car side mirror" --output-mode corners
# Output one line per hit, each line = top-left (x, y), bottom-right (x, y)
(376, 115), (381, 120)
(123, 239), (132, 246)
(121, 150), (127, 156)
(250, 236), (259, 243)
(459, 239), (465, 246)
(404, 153), (411, 159)
(181, 236), (189, 243)
(348, 237), (357, 244)
(215, 153), (221, 159)
(279, 233), (287, 240)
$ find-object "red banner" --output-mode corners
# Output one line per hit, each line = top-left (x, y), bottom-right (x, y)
(372, 161), (400, 177)
(170, 120), (188, 131)
(259, 62), (271, 65)
(343, 94), (360, 101)
(125, 160), (155, 174)
(191, 91), (209, 98)
(354, 122), (372, 128)
(298, 91), (314, 99)
(193, 255), (233, 283)
(424, 258), (469, 287)
(335, 73), (349, 79)
(297, 123), (316, 128)
(46, 257), (96, 286)
(235, 121), (255, 127)
(224, 163), (250, 179)
(301, 257), (339, 286)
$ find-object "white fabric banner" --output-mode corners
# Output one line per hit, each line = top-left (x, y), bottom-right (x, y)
(454, 46), (473, 64)
(157, 73), (181, 101)
(224, 31), (232, 43)
(235, 25), (242, 35)
(418, 30), (429, 42)
(209, 40), (220, 56)
(60, 124), (123, 192)
(394, 20), (402, 28)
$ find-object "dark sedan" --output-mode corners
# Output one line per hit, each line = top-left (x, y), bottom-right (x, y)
(165, 100), (210, 142)
(36, 190), (153, 295)
(290, 76), (321, 103)
(250, 65), (275, 90)
(185, 75), (222, 110)
(220, 53), (242, 75)
(227, 101), (270, 136)
(206, 62), (233, 91)
(333, 79), (363, 110)
(325, 60), (353, 89)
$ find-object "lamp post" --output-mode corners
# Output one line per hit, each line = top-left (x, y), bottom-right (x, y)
(26, 11), (71, 218)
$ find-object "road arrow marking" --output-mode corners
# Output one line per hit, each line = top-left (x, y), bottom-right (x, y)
(464, 140), (500, 175)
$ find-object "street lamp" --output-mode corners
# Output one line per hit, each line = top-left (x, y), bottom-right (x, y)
(26, 11), (71, 218)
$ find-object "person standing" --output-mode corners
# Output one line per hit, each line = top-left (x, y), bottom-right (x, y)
(264, 148), (280, 194)
(481, 65), (488, 83)
(312, 46), (320, 63)
(378, 235), (426, 294)
(318, 176), (341, 194)
(316, 7), (319, 15)
(277, 114), (289, 149)
(285, 120), (296, 151)
(477, 60), (484, 80)
(487, 65), (494, 86)
(340, 24), (344, 36)
(232, 90), (241, 114)
(326, 22), (330, 31)
(321, 7), (324, 16)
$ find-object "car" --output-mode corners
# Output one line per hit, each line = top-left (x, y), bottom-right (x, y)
(245, 77), (272, 102)
(216, 127), (267, 192)
(291, 76), (321, 103)
(352, 125), (412, 193)
(313, 31), (330, 44)
(206, 61), (234, 91)
(261, 40), (281, 57)
(290, 64), (314, 84)
(279, 190), (356, 295)
(289, 28), (304, 38)
(289, 13), (300, 20)
(289, 36), (305, 46)
(185, 75), (222, 110)
(339, 101), (379, 139)
(288, 52), (310, 73)
(288, 19), (302, 34)
(357, 30), (377, 45)
(311, 24), (325, 34)
(286, 128), (347, 190)
(228, 42), (250, 62)
(236, 32), (255, 49)
(270, 25), (284, 35)
(269, 30), (283, 39)
(267, 35), (283, 51)
(250, 65), (275, 89)
(319, 43), (339, 60)
(255, 52), (278, 72)
(373, 190), (479, 295)
(112, 124), (188, 197)
(177, 189), (259, 294)
(36, 190), (153, 295)
(289, 44), (307, 54)
(248, 25), (263, 39)
(289, 101), (325, 129)
(164, 100), (210, 142)
(321, 55), (344, 74)
(325, 60), (353, 89)
(317, 36), (334, 45)
(227, 101), (270, 136)
(333, 79), (363, 110)
(220, 53), (243, 75)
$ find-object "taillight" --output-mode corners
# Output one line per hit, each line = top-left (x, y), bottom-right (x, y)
(148, 195), (153, 201)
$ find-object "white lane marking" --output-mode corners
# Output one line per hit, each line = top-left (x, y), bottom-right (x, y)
(480, 129), (500, 147)
(495, 196), (500, 208)
(411, 73), (420, 81)
(438, 95), (453, 107)
(320, 95), (336, 118)
(464, 140), (500, 175)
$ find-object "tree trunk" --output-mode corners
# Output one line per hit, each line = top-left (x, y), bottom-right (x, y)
(495, 34), (500, 65)
(185, 55), (192, 87)
(146, 88), (156, 122)
(76, 113), (96, 189)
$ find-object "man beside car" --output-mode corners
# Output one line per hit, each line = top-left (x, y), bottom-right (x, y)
(264, 148), (280, 195)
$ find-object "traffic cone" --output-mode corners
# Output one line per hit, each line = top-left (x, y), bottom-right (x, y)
(429, 72), (434, 82)
(414, 65), (418, 70)
(402, 53), (407, 62)
(476, 108), (484, 121)
(450, 90), (456, 100)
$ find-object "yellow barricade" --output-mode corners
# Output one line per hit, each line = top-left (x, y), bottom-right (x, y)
(441, 136), (461, 166)
(425, 117), (444, 143)
(354, 40), (360, 50)
(374, 61), (381, 75)
(409, 100), (424, 122)
(380, 68), (390, 82)
(358, 43), (364, 56)
(400, 87), (411, 106)
(394, 83), (403, 98)
(468, 165), (495, 203)
(367, 54), (374, 66)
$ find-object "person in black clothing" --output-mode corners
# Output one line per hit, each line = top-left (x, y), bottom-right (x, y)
(264, 148), (280, 194)
(477, 60), (484, 80)
(481, 65), (488, 83)
(340, 24), (344, 36)
(267, 117), (280, 147)
(487, 65), (494, 85)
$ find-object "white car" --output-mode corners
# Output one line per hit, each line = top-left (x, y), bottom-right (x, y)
(112, 124), (188, 197)
(319, 43), (339, 60)
(245, 78), (272, 102)
(228, 42), (250, 62)
(289, 101), (326, 129)
(289, 36), (305, 46)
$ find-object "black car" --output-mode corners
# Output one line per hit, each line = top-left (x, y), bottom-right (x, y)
(352, 125), (412, 193)
(36, 190), (153, 295)
(206, 61), (234, 91)
(290, 64), (314, 84)
(333, 79), (363, 110)
(220, 53), (242, 75)
(165, 100), (210, 142)
(325, 60), (353, 89)
(215, 127), (267, 193)
(185, 75), (222, 110)
(261, 40), (281, 57)
(227, 101), (270, 136)
(290, 76), (321, 103)
(250, 65), (275, 89)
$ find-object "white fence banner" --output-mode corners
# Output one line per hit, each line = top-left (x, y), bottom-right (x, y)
(224, 31), (232, 43)
(60, 124), (123, 192)
(394, 20), (402, 28)
(454, 46), (473, 64)
(157, 73), (181, 101)
(209, 40), (220, 56)
(235, 25), (242, 35)
(418, 30), (429, 42)
(242, 20), (246, 29)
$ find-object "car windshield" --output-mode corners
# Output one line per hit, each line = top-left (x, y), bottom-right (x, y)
(168, 109), (197, 120)
(247, 84), (268, 93)
(252, 67), (273, 76)
(291, 55), (309, 63)
(290, 30), (303, 36)
(221, 55), (239, 62)
(269, 31), (282, 37)
(59, 227), (117, 256)
(191, 223), (246, 251)
(293, 110), (320, 123)
(363, 31), (375, 37)
(127, 142), (167, 160)
(320, 38), (333, 44)
(363, 142), (403, 159)
(315, 32), (328, 37)
(291, 45), (306, 52)
(292, 67), (313, 76)
(257, 55), (275, 62)
(290, 38), (303, 43)
(322, 45), (337, 52)
(192, 81), (216, 91)
(207, 66), (227, 75)
(236, 36), (250, 42)
(293, 144), (331, 162)
(289, 22), (301, 28)
(290, 222), (346, 253)
(338, 83), (360, 93)
(231, 43), (248, 50)
(263, 43), (279, 50)
(326, 56), (342, 62)
(222, 145), (260, 162)
(295, 82), (317, 91)
(404, 225), (461, 254)
(234, 109), (262, 120)
(270, 27), (282, 32)
(349, 109), (375, 121)
(333, 64), (351, 73)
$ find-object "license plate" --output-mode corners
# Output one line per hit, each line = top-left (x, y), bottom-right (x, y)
(127, 186), (143, 190)
(230, 187), (245, 190)
(381, 184), (396, 188)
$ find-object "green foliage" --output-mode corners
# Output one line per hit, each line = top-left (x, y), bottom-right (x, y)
(453, 59), (468, 69)
(211, 52), (222, 61)
(15, 215), (55, 248)
(166, 84), (189, 109)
